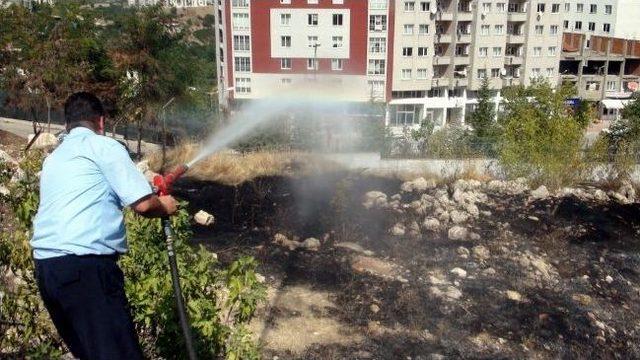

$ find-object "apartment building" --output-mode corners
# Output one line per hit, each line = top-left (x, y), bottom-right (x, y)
(215, 0), (564, 130)
(561, 32), (640, 119)
(128, 0), (212, 7)
(562, 1), (640, 41)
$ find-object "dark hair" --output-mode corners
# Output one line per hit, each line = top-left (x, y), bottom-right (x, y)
(64, 92), (105, 126)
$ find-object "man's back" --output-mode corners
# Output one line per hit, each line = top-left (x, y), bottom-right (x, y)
(31, 127), (151, 260)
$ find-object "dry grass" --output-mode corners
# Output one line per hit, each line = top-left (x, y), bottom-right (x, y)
(147, 144), (343, 186)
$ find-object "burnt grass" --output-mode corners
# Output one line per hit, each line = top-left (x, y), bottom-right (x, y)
(175, 172), (640, 359)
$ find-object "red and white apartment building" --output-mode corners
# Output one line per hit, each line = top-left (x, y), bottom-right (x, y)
(214, 0), (565, 129)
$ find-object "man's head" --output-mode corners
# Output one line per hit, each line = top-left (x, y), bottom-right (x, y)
(64, 92), (105, 134)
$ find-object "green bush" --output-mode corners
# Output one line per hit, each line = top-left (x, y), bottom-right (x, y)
(0, 153), (266, 359)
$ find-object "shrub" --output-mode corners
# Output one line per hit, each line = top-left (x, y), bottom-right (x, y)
(0, 153), (266, 359)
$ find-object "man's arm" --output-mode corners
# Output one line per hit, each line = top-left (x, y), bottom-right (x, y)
(131, 194), (178, 218)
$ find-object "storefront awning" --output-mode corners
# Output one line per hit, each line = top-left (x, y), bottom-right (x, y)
(602, 99), (624, 109)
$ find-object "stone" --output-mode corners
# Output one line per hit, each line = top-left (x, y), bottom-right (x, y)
(572, 293), (592, 306)
(429, 285), (462, 300)
(593, 189), (609, 202)
(273, 233), (301, 251)
(401, 177), (437, 193)
(469, 232), (481, 241)
(369, 304), (380, 314)
(450, 210), (470, 224)
(352, 256), (399, 279)
(456, 246), (470, 258)
(193, 210), (215, 226)
(450, 267), (467, 278)
(482, 268), (496, 276)
(448, 226), (468, 241)
(335, 242), (375, 256)
(427, 354), (446, 360)
(422, 218), (441, 232)
(27, 132), (58, 149)
(363, 191), (388, 209)
(0, 185), (9, 197)
(530, 185), (550, 200)
(391, 194), (402, 201)
(471, 245), (490, 261)
(618, 181), (636, 203)
(428, 275), (449, 285)
(465, 203), (480, 217)
(605, 275), (614, 284)
(302, 237), (321, 251)
(407, 221), (421, 236)
(506, 290), (523, 302)
(390, 223), (406, 236)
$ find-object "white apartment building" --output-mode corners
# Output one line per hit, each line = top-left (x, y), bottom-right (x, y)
(128, 0), (212, 7)
(563, 0), (640, 40)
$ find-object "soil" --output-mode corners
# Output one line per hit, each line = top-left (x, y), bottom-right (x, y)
(166, 174), (640, 358)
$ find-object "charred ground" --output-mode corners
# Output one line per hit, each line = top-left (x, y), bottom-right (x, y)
(176, 172), (640, 359)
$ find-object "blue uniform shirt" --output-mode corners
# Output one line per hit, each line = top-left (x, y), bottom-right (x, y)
(31, 127), (153, 259)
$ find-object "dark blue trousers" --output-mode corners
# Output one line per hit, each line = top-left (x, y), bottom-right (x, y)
(34, 254), (143, 360)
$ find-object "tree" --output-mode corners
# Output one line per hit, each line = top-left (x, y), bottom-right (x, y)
(499, 80), (586, 187)
(467, 77), (499, 156)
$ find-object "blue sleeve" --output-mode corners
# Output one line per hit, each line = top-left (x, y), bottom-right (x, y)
(97, 142), (153, 207)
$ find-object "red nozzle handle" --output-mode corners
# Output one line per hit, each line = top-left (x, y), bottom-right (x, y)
(153, 164), (189, 196)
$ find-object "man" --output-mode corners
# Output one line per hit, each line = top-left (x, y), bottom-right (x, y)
(31, 92), (177, 359)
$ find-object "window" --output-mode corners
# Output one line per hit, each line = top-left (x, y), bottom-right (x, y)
(308, 14), (318, 25)
(497, 2), (506, 12)
(280, 0), (291, 3)
(404, 24), (414, 35)
(531, 68), (541, 77)
(232, 13), (249, 30)
(331, 59), (343, 71)
(232, 0), (248, 7)
(590, 4), (597, 13)
(401, 69), (412, 80)
(369, 15), (387, 31)
(280, 58), (292, 70)
(235, 77), (251, 94)
(602, 23), (611, 33)
(419, 24), (429, 34)
(537, 3), (545, 12)
(333, 14), (343, 26)
(548, 46), (557, 56)
(550, 25), (558, 35)
(564, 20), (569, 29)
(332, 36), (343, 48)
(494, 25), (504, 35)
(481, 25), (490, 35)
(605, 5), (612, 14)
(606, 80), (616, 91)
(280, 13), (291, 26)
(588, 22), (595, 31)
(535, 25), (544, 35)
(281, 36), (291, 47)
(533, 47), (542, 56)
(404, 1), (415, 11)
(552, 3), (560, 13)
(402, 47), (413, 56)
(233, 35), (250, 51)
(421, 1), (430, 11)
(565, 2), (570, 11)
(307, 58), (319, 70)
(368, 59), (386, 75)
(575, 21), (582, 30)
(368, 80), (385, 94)
(308, 36), (318, 47)
(479, 47), (488, 57)
(393, 105), (417, 126)
(417, 47), (428, 56)
(234, 57), (251, 72)
(493, 46), (502, 57)
(546, 67), (554, 77)
(369, 37), (386, 53)
(576, 3), (583, 12)
(482, 2), (491, 12)
(477, 69), (487, 79)
(508, 2), (519, 12)
(369, 0), (388, 10)
(307, 0), (319, 3)
(417, 68), (428, 79)
(281, 78), (292, 85)
(491, 68), (501, 78)
(585, 81), (600, 90)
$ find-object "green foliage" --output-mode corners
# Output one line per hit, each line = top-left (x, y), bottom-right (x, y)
(498, 81), (587, 188)
(0, 153), (266, 359)
(574, 100), (597, 129)
(467, 77), (500, 156)
(411, 118), (435, 156)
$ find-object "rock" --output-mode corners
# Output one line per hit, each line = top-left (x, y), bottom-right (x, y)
(456, 247), (470, 259)
(428, 275), (449, 285)
(469, 232), (481, 241)
(605, 275), (614, 284)
(335, 242), (375, 256)
(530, 185), (550, 200)
(391, 194), (402, 201)
(193, 210), (215, 226)
(427, 354), (446, 360)
(407, 221), (421, 236)
(352, 256), (399, 279)
(273, 233), (301, 251)
(363, 191), (388, 209)
(0, 184), (9, 197)
(448, 226), (468, 241)
(429, 285), (462, 300)
(453, 179), (482, 192)
(617, 181), (636, 203)
(506, 290), (523, 302)
(422, 218), (441, 232)
(389, 223), (406, 236)
(450, 210), (470, 224)
(27, 132), (58, 149)
(302, 237), (321, 251)
(450, 267), (467, 278)
(465, 203), (480, 217)
(369, 304), (380, 314)
(401, 177), (436, 193)
(593, 189), (609, 202)
(572, 293), (592, 306)
(482, 268), (496, 276)
(471, 245), (490, 261)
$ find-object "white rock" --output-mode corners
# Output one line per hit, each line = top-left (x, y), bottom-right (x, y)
(335, 242), (375, 256)
(391, 194), (402, 201)
(482, 268), (496, 276)
(450, 210), (470, 224)
(370, 304), (380, 314)
(429, 285), (462, 300)
(390, 223), (406, 236)
(407, 221), (421, 236)
(530, 185), (550, 200)
(593, 189), (609, 202)
(618, 181), (636, 203)
(193, 210), (215, 226)
(456, 246), (470, 258)
(302, 237), (321, 250)
(471, 245), (490, 261)
(448, 226), (468, 241)
(450, 267), (467, 278)
(401, 177), (437, 193)
(422, 218), (441, 232)
(27, 132), (58, 149)
(465, 203), (480, 217)
(605, 275), (614, 284)
(506, 290), (523, 302)
(273, 233), (300, 251)
(0, 185), (9, 197)
(427, 275), (449, 285)
(363, 191), (388, 209)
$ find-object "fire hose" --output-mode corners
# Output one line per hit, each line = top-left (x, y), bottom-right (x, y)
(153, 164), (198, 360)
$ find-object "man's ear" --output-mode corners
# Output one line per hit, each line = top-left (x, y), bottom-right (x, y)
(97, 116), (105, 135)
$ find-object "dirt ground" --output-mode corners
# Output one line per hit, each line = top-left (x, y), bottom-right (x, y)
(176, 172), (640, 359)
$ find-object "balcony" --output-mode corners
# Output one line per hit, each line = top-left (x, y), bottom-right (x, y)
(505, 56), (523, 65)
(457, 12), (473, 21)
(507, 12), (528, 22)
(433, 56), (451, 65)
(506, 34), (525, 43)
(432, 78), (450, 87)
(456, 34), (472, 43)
(454, 56), (470, 65)
(437, 12), (454, 21)
(454, 78), (469, 87)
(435, 33), (453, 43)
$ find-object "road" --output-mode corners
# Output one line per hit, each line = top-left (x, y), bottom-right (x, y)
(0, 116), (159, 155)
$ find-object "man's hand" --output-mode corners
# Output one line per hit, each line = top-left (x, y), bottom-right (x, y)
(132, 194), (178, 218)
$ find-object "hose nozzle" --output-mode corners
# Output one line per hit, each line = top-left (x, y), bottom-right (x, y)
(153, 164), (189, 196)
